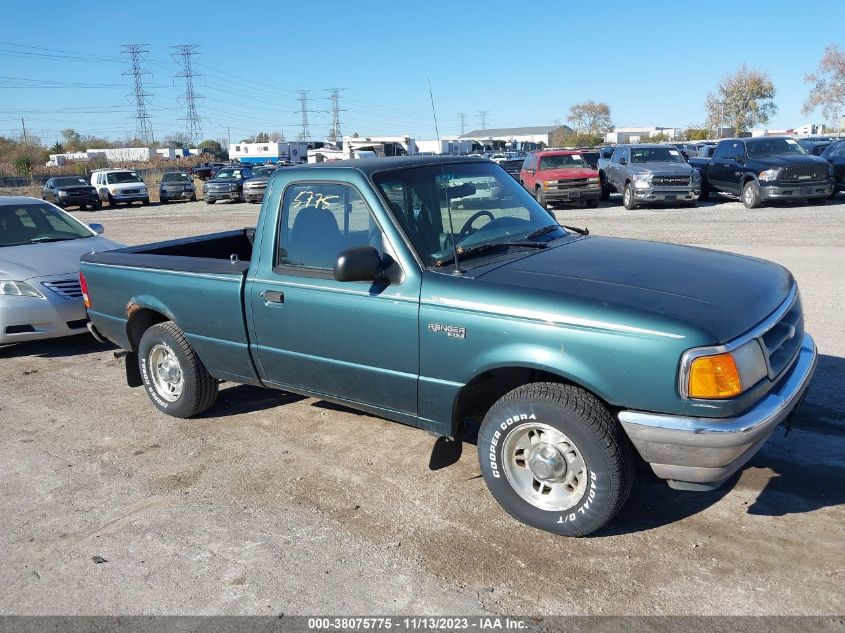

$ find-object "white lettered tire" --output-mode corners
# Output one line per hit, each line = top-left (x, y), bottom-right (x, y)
(478, 382), (632, 536)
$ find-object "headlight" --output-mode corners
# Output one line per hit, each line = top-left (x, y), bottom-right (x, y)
(759, 169), (780, 182)
(543, 180), (557, 187)
(690, 169), (701, 182)
(680, 339), (768, 399)
(632, 173), (651, 189)
(0, 280), (44, 298)
(587, 177), (600, 183)
(58, 191), (68, 197)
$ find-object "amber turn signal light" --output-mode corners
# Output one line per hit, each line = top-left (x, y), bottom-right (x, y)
(688, 353), (742, 399)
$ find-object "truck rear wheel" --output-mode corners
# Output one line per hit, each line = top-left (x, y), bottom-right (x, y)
(138, 321), (218, 418)
(477, 382), (633, 537)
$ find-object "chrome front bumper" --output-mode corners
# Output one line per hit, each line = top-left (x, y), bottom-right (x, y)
(618, 333), (817, 490)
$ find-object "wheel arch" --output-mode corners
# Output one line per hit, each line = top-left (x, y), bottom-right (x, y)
(125, 306), (171, 352)
(451, 364), (616, 438)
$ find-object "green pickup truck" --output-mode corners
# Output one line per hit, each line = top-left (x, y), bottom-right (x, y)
(80, 156), (817, 536)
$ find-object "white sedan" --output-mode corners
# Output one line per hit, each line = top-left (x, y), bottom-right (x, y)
(0, 196), (121, 345)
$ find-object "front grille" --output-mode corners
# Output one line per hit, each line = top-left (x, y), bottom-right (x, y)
(66, 188), (93, 196)
(502, 160), (523, 177)
(42, 278), (82, 299)
(652, 175), (691, 187)
(122, 189), (140, 194)
(553, 178), (590, 189)
(760, 295), (804, 379)
(777, 164), (828, 184)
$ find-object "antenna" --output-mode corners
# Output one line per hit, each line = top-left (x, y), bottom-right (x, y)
(428, 77), (462, 276)
(121, 44), (154, 145)
(172, 44), (203, 146)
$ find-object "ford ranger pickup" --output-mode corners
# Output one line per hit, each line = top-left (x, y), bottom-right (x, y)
(80, 156), (817, 537)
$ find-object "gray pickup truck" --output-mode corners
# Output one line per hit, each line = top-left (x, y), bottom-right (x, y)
(602, 144), (701, 209)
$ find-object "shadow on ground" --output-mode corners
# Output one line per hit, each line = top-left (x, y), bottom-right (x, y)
(0, 333), (113, 359)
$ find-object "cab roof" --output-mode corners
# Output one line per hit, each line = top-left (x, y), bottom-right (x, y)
(295, 154), (489, 177)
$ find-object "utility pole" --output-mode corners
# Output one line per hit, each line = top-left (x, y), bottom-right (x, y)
(20, 117), (28, 149)
(121, 44), (154, 145)
(172, 44), (203, 146)
(458, 112), (467, 135)
(476, 110), (490, 130)
(297, 90), (312, 141)
(325, 88), (345, 144)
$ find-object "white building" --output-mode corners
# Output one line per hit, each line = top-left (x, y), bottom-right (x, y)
(460, 125), (571, 148)
(605, 127), (681, 143)
(342, 135), (417, 156)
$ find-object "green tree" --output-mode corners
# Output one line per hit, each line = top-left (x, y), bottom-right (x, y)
(684, 128), (710, 140)
(567, 101), (614, 137)
(705, 65), (777, 135)
(49, 142), (65, 154)
(60, 128), (83, 151)
(255, 132), (270, 143)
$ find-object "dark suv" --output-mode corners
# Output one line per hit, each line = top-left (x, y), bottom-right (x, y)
(821, 140), (845, 196)
(42, 176), (100, 210)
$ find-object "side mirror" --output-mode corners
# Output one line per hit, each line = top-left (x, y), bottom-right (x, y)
(333, 246), (382, 282)
(89, 223), (104, 235)
(620, 158), (628, 165)
(734, 155), (745, 163)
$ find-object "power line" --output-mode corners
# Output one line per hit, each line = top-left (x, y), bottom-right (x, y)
(297, 90), (311, 141)
(121, 44), (154, 145)
(458, 112), (467, 135)
(172, 44), (203, 145)
(476, 110), (490, 130)
(326, 88), (345, 143)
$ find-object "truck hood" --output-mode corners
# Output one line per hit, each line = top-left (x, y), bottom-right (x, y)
(749, 154), (828, 167)
(477, 236), (793, 343)
(0, 236), (121, 281)
(538, 167), (597, 179)
(628, 162), (693, 175)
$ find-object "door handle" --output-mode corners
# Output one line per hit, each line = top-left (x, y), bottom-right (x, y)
(260, 290), (284, 304)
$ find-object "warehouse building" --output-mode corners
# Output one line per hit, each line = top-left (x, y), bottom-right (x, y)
(460, 125), (572, 149)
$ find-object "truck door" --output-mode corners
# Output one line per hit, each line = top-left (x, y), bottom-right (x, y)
(248, 181), (420, 416)
(710, 141), (743, 193)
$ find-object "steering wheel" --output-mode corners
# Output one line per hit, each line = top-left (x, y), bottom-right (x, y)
(458, 210), (495, 240)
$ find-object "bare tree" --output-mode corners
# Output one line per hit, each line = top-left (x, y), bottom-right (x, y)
(803, 44), (845, 129)
(704, 65), (777, 136)
(567, 101), (614, 136)
(269, 131), (285, 142)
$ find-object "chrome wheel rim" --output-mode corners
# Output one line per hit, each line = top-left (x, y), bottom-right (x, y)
(148, 344), (183, 402)
(624, 187), (631, 206)
(744, 185), (754, 204)
(502, 422), (587, 512)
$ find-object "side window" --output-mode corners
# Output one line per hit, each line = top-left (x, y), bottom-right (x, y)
(733, 142), (746, 159)
(521, 154), (533, 170)
(278, 183), (380, 271)
(713, 143), (731, 160)
(610, 147), (622, 163)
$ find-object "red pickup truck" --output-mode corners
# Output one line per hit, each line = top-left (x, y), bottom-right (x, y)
(519, 150), (601, 208)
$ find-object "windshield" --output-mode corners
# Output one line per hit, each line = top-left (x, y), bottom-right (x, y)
(161, 172), (191, 183)
(746, 139), (806, 158)
(105, 171), (142, 184)
(374, 161), (565, 268)
(539, 154), (587, 170)
(215, 168), (246, 179)
(631, 147), (686, 163)
(53, 177), (88, 187)
(254, 167), (275, 176)
(0, 202), (92, 246)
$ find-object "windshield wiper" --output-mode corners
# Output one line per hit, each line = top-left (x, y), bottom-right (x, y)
(435, 241), (547, 268)
(525, 224), (563, 240)
(29, 237), (76, 244)
(561, 225), (589, 235)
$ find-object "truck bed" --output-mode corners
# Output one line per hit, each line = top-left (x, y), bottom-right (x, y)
(82, 228), (254, 274)
(80, 228), (260, 385)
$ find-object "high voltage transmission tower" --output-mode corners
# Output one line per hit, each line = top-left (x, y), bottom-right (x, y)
(296, 90), (312, 141)
(458, 112), (467, 135)
(121, 44), (154, 145)
(326, 88), (345, 143)
(172, 44), (203, 145)
(476, 110), (490, 130)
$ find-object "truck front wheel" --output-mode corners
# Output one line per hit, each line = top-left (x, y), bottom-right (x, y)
(742, 180), (761, 209)
(623, 183), (637, 210)
(477, 382), (632, 537)
(138, 321), (218, 418)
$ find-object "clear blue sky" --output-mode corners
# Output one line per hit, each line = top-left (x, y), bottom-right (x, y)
(1, 0), (841, 146)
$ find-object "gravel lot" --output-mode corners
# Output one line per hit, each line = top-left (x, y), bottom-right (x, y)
(1, 194), (843, 616)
